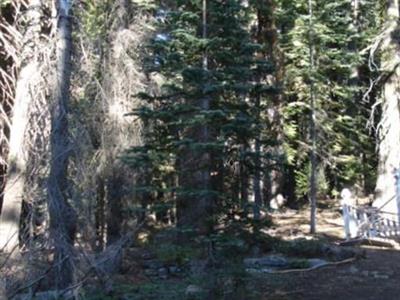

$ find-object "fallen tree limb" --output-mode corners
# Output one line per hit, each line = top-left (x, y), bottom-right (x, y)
(247, 257), (357, 274)
(339, 238), (400, 249)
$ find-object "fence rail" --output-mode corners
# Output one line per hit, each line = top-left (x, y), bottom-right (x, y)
(343, 204), (400, 239)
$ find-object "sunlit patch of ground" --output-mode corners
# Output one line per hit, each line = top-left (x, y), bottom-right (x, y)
(264, 199), (346, 241)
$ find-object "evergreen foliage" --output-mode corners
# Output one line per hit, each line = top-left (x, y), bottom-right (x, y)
(278, 0), (377, 199)
(125, 0), (276, 233)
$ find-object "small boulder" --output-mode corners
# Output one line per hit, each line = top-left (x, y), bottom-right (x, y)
(158, 267), (168, 279)
(185, 284), (203, 297)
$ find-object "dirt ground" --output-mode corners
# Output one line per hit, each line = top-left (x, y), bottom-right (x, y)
(4, 200), (400, 300)
(258, 200), (400, 300)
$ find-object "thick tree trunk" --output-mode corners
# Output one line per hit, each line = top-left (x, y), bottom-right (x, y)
(0, 0), (42, 253)
(259, 0), (285, 205)
(373, 0), (400, 221)
(177, 142), (213, 236)
(177, 0), (213, 237)
(47, 0), (76, 289)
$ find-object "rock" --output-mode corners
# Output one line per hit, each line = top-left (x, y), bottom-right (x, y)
(189, 259), (208, 274)
(246, 268), (263, 274)
(169, 266), (180, 274)
(244, 255), (289, 268)
(158, 267), (168, 279)
(308, 258), (328, 268)
(185, 284), (203, 296)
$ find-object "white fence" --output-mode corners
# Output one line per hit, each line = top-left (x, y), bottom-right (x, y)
(343, 204), (400, 239)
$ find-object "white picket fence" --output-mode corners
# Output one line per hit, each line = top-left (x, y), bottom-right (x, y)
(343, 204), (400, 239)
(341, 169), (400, 240)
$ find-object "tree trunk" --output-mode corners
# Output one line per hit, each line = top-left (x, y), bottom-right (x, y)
(47, 0), (76, 289)
(240, 145), (249, 214)
(95, 176), (105, 251)
(373, 0), (400, 221)
(253, 107), (262, 221)
(258, 0), (285, 205)
(308, 0), (317, 234)
(0, 0), (43, 253)
(177, 0), (213, 237)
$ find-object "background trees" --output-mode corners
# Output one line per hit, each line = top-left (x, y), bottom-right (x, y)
(279, 0), (377, 204)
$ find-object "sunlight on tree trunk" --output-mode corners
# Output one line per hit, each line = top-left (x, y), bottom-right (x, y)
(0, 0), (42, 254)
(373, 0), (400, 222)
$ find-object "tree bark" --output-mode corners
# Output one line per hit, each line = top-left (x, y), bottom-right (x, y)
(258, 0), (285, 206)
(240, 150), (249, 214)
(0, 0), (43, 253)
(47, 0), (76, 289)
(253, 105), (262, 220)
(308, 0), (317, 234)
(177, 0), (213, 237)
(373, 0), (400, 222)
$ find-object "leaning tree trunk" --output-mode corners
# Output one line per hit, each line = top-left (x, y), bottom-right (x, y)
(0, 0), (43, 253)
(47, 0), (77, 289)
(373, 0), (400, 222)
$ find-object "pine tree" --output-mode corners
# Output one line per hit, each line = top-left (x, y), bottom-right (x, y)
(126, 0), (276, 236)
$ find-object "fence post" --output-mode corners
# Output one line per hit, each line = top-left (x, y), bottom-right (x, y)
(343, 204), (351, 239)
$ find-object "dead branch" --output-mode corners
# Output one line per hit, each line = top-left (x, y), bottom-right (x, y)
(257, 257), (357, 274)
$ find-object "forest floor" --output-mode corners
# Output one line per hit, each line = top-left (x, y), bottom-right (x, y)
(255, 200), (400, 300)
(6, 200), (400, 300)
(108, 201), (400, 300)
(96, 199), (400, 300)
